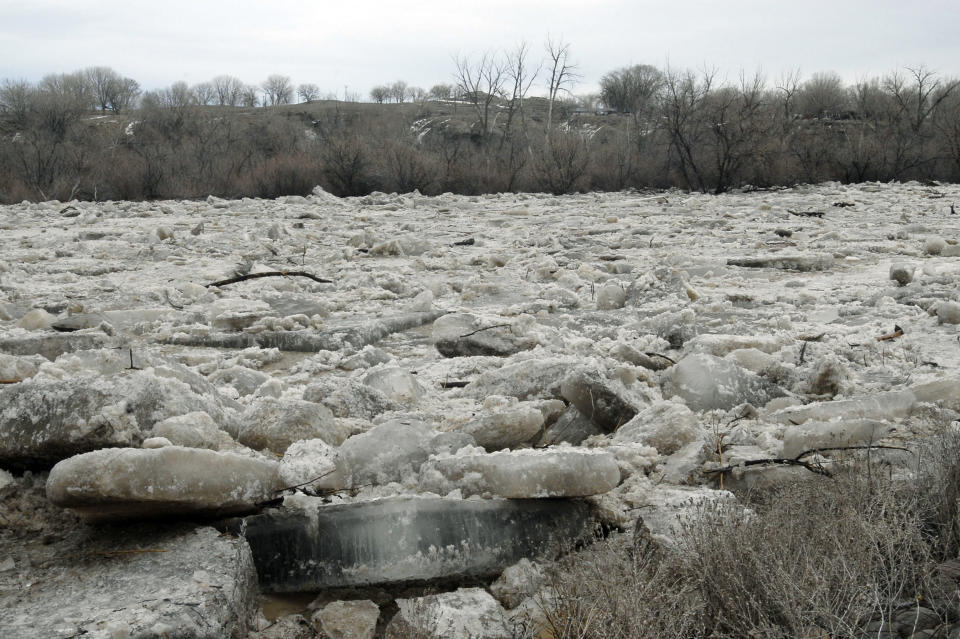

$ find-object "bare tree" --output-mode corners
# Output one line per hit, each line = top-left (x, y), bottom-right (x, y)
(191, 81), (216, 106)
(544, 36), (579, 141)
(503, 42), (540, 138)
(886, 65), (959, 133)
(405, 85), (427, 103)
(211, 75), (244, 106)
(429, 83), (454, 100)
(297, 83), (321, 103)
(240, 85), (260, 107)
(104, 77), (140, 113)
(0, 78), (34, 127)
(659, 65), (715, 192)
(599, 64), (663, 113)
(454, 51), (506, 144)
(84, 67), (121, 111)
(261, 74), (293, 106)
(369, 85), (390, 103)
(798, 71), (847, 119)
(390, 80), (408, 103)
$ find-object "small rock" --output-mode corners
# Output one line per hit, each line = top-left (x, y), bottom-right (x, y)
(889, 263), (915, 286)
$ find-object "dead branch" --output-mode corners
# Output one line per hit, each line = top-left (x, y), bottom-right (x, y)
(704, 444), (913, 479)
(458, 324), (511, 339)
(877, 325), (904, 342)
(206, 271), (333, 288)
(273, 469), (336, 493)
(440, 380), (470, 389)
(0, 379), (22, 384)
(644, 352), (676, 364)
(787, 209), (824, 218)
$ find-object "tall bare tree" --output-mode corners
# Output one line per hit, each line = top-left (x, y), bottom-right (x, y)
(211, 75), (244, 106)
(454, 51), (506, 145)
(544, 36), (579, 141)
(261, 74), (293, 106)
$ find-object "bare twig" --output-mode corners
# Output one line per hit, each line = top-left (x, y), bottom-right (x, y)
(705, 444), (913, 478)
(273, 469), (336, 493)
(645, 352), (676, 364)
(458, 324), (511, 339)
(205, 271), (333, 288)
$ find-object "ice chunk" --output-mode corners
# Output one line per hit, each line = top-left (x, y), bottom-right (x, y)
(222, 496), (593, 590)
(490, 559), (544, 610)
(337, 419), (442, 487)
(150, 411), (225, 450)
(0, 371), (237, 469)
(539, 404), (604, 446)
(432, 313), (535, 357)
(210, 365), (270, 396)
(458, 397), (544, 451)
(420, 449), (620, 498)
(911, 377), (960, 412)
(685, 333), (789, 356)
(363, 366), (426, 404)
(938, 301), (960, 325)
(0, 331), (110, 360)
(924, 236), (947, 255)
(727, 254), (834, 271)
(387, 588), (511, 639)
(315, 600), (379, 639)
(781, 419), (891, 458)
(632, 484), (737, 547)
(462, 357), (574, 400)
(16, 308), (57, 330)
(47, 446), (281, 520)
(0, 525), (259, 638)
(663, 353), (786, 412)
(608, 342), (673, 371)
(772, 390), (915, 424)
(560, 368), (646, 432)
(595, 282), (626, 310)
(239, 398), (348, 453)
(613, 401), (703, 455)
(304, 378), (403, 419)
(369, 234), (431, 256)
(278, 438), (341, 489)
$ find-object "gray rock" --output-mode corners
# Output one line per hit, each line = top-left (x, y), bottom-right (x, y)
(662, 353), (786, 412)
(239, 398), (348, 453)
(46, 446), (281, 520)
(889, 263), (915, 286)
(432, 313), (535, 358)
(0, 525), (259, 639)
(489, 559), (544, 610)
(221, 496), (594, 591)
(560, 368), (644, 432)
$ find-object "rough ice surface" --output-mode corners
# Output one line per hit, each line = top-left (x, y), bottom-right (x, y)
(316, 600), (379, 639)
(387, 588), (511, 639)
(420, 448), (620, 498)
(489, 558), (545, 609)
(0, 524), (259, 639)
(663, 353), (786, 411)
(3, 182), (960, 627)
(46, 446), (281, 519)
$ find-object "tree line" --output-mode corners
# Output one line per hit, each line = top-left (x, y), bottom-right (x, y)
(1, 49), (959, 203)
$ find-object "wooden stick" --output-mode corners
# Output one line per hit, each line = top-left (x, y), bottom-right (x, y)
(704, 444), (912, 479)
(206, 271), (333, 288)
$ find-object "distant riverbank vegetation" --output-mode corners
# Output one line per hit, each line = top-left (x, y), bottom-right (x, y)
(1, 43), (958, 203)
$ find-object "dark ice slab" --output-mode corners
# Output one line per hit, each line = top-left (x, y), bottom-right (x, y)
(220, 496), (594, 592)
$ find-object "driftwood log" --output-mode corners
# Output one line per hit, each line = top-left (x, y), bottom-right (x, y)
(206, 271), (333, 288)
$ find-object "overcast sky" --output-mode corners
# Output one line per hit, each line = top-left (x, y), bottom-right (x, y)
(2, 0), (958, 98)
